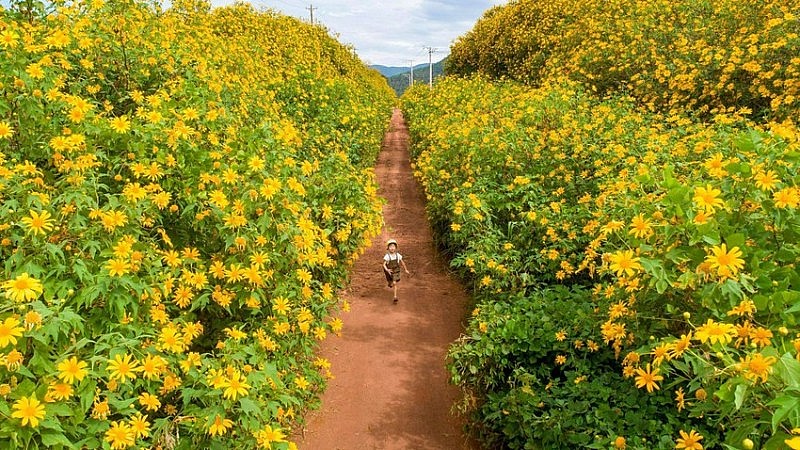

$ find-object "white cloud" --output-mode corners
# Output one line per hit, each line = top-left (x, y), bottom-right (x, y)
(210, 0), (507, 66)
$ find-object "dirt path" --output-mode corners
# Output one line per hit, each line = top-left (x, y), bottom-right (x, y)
(297, 109), (476, 449)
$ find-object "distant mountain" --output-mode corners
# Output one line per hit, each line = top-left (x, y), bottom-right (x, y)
(384, 57), (447, 96)
(371, 65), (413, 78)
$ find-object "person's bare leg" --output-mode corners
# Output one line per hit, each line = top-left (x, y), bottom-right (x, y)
(393, 282), (398, 302)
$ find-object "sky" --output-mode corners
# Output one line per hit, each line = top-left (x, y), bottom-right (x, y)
(210, 0), (508, 67)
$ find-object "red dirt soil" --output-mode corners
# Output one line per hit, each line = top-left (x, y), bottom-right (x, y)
(296, 109), (477, 449)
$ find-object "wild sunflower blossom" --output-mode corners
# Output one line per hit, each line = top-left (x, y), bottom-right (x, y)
(693, 184), (724, 213)
(628, 214), (652, 238)
(21, 210), (55, 235)
(254, 424), (286, 447)
(105, 421), (135, 449)
(0, 317), (25, 348)
(694, 319), (736, 345)
(11, 395), (46, 428)
(106, 353), (141, 383)
(607, 250), (643, 277)
(752, 170), (779, 190)
(2, 273), (44, 302)
(57, 356), (88, 384)
(773, 186), (800, 209)
(634, 363), (663, 393)
(704, 243), (744, 279)
(738, 352), (776, 383)
(221, 371), (250, 400)
(0, 120), (15, 139)
(675, 429), (704, 450)
(208, 415), (234, 436)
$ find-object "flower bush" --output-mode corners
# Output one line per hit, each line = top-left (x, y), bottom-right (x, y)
(0, 0), (393, 448)
(447, 0), (800, 120)
(402, 75), (800, 449)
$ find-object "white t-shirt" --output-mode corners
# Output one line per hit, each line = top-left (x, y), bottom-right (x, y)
(384, 252), (403, 263)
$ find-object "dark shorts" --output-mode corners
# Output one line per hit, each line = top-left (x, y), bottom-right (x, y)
(385, 269), (401, 284)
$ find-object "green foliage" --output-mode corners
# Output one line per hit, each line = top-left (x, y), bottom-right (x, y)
(449, 287), (712, 449)
(0, 0), (393, 448)
(402, 76), (800, 448)
(447, 0), (800, 120)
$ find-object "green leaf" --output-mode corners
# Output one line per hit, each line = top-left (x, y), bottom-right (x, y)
(769, 394), (799, 432)
(239, 397), (262, 417)
(776, 353), (800, 389)
(41, 431), (75, 448)
(724, 233), (745, 250)
(734, 383), (747, 410)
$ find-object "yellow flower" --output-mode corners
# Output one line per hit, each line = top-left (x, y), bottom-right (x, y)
(11, 394), (46, 428)
(106, 259), (131, 277)
(21, 210), (55, 235)
(0, 121), (14, 139)
(0, 30), (18, 48)
(26, 63), (45, 79)
(695, 388), (707, 401)
(273, 296), (291, 315)
(667, 333), (692, 359)
(208, 415), (234, 436)
(58, 356), (88, 384)
(107, 353), (141, 383)
(0, 317), (25, 348)
(138, 392), (161, 411)
(704, 244), (744, 279)
(47, 382), (73, 401)
(628, 214), (652, 238)
(786, 437), (800, 450)
(727, 299), (756, 317)
(607, 250), (642, 277)
(92, 399), (110, 420)
(693, 210), (711, 225)
(224, 327), (247, 340)
(3, 273), (44, 302)
(294, 376), (310, 390)
(693, 184), (724, 212)
(129, 413), (150, 438)
(255, 424), (286, 446)
(675, 387), (685, 412)
(221, 371), (250, 400)
(753, 170), (779, 191)
(675, 429), (704, 450)
(634, 363), (663, 393)
(749, 327), (773, 347)
(109, 116), (131, 133)
(739, 352), (776, 384)
(159, 325), (187, 353)
(105, 420), (135, 449)
(774, 187), (800, 209)
(4, 348), (23, 370)
(695, 319), (736, 346)
(140, 354), (167, 380)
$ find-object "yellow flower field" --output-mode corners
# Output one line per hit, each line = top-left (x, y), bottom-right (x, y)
(0, 0), (393, 448)
(403, 72), (800, 447)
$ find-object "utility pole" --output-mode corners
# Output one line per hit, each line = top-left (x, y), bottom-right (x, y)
(307, 4), (317, 24)
(425, 46), (438, 88)
(408, 59), (414, 87)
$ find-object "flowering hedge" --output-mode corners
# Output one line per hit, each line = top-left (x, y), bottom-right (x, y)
(0, 0), (393, 448)
(402, 76), (800, 449)
(447, 0), (800, 120)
